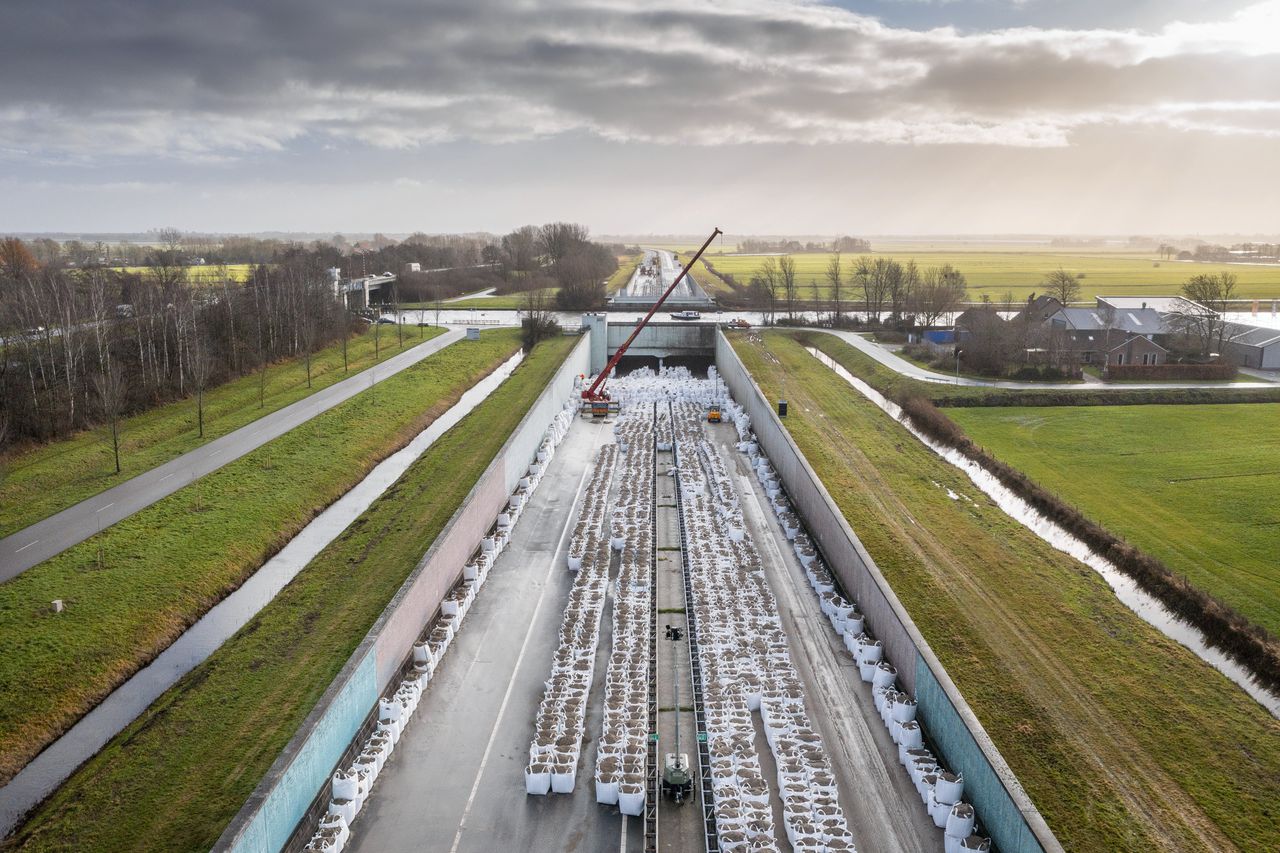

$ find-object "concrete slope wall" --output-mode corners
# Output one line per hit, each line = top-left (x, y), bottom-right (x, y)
(715, 332), (1061, 853)
(214, 333), (591, 853)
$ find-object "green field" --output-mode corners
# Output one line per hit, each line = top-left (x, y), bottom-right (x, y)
(4, 334), (575, 852)
(694, 250), (1280, 301)
(949, 404), (1280, 637)
(0, 331), (521, 786)
(732, 331), (1280, 852)
(105, 263), (257, 283)
(0, 326), (441, 538)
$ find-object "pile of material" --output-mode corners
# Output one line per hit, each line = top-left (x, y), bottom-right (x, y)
(748, 441), (990, 853)
(527, 443), (619, 795)
(672, 397), (854, 853)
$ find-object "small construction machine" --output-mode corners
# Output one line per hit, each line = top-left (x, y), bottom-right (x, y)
(706, 404), (722, 424)
(581, 228), (721, 416)
(661, 629), (694, 804)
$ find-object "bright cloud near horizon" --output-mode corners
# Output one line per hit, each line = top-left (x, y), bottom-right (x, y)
(2, 0), (1278, 236)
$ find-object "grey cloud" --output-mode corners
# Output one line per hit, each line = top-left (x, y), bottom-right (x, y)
(2, 0), (1278, 159)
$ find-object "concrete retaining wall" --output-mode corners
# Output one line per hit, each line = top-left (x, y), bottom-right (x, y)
(215, 333), (591, 853)
(715, 332), (1061, 853)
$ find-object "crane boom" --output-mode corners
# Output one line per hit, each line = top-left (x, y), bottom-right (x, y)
(582, 227), (722, 402)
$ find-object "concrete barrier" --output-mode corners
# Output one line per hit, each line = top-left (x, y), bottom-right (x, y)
(715, 331), (1061, 853)
(214, 334), (591, 853)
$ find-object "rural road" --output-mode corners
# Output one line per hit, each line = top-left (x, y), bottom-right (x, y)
(0, 328), (465, 583)
(816, 328), (1280, 390)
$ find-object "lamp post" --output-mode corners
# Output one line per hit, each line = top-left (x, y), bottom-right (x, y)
(954, 347), (962, 385)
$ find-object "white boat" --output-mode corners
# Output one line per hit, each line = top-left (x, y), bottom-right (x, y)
(669, 310), (701, 321)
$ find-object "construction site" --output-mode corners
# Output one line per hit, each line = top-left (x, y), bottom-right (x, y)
(265, 232), (1036, 853)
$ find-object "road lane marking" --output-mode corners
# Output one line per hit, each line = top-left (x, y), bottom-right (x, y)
(449, 432), (597, 853)
(95, 503), (114, 513)
(14, 540), (39, 553)
(159, 473), (174, 482)
(619, 815), (627, 853)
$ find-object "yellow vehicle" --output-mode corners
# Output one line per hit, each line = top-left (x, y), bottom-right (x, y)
(707, 405), (722, 423)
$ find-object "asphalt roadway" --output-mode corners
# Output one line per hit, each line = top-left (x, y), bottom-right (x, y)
(348, 417), (643, 853)
(0, 328), (464, 582)
(351, 414), (939, 853)
(713, 425), (941, 852)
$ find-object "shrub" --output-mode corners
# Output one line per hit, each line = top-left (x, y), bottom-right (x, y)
(1106, 363), (1237, 381)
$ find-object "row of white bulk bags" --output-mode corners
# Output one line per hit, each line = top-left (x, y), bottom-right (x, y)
(595, 403), (656, 815)
(667, 398), (852, 850)
(304, 389), (580, 849)
(528, 442), (619, 795)
(744, 419), (993, 853)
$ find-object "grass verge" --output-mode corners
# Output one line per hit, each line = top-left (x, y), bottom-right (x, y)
(3, 333), (575, 852)
(0, 330), (519, 786)
(732, 331), (1280, 852)
(0, 326), (443, 537)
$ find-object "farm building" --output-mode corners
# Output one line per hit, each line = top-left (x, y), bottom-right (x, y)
(1222, 322), (1280, 369)
(1047, 305), (1168, 364)
(1105, 333), (1168, 366)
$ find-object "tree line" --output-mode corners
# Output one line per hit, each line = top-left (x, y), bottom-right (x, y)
(748, 253), (967, 328)
(737, 236), (870, 255)
(0, 223), (618, 456)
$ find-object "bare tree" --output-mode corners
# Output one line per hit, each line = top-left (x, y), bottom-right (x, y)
(0, 238), (37, 280)
(911, 264), (968, 328)
(825, 253), (844, 326)
(93, 362), (127, 475)
(1176, 272), (1238, 356)
(521, 286), (560, 349)
(754, 257), (780, 325)
(778, 256), (798, 319)
(1043, 267), (1082, 305)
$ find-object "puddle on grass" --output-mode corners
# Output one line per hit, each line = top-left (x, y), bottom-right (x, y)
(0, 351), (525, 836)
(806, 346), (1280, 718)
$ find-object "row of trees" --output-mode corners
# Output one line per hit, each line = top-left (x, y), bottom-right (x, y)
(2, 250), (345, 456)
(737, 236), (870, 255)
(491, 222), (619, 310)
(747, 254), (967, 329)
(0, 223), (619, 454)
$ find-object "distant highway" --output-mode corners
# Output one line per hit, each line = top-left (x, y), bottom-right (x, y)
(0, 329), (465, 582)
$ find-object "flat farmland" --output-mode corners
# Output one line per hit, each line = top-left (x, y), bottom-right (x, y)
(692, 250), (1280, 300)
(106, 263), (257, 283)
(949, 403), (1280, 637)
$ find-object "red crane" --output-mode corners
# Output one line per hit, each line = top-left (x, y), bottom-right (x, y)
(581, 227), (721, 410)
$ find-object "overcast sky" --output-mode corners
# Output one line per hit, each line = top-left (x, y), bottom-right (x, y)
(2, 0), (1278, 236)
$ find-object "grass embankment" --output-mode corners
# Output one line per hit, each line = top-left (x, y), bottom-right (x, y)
(699, 250), (1280, 301)
(0, 326), (442, 538)
(950, 404), (1280, 638)
(801, 331), (1280, 407)
(732, 331), (1280, 852)
(4, 334), (575, 852)
(0, 331), (520, 787)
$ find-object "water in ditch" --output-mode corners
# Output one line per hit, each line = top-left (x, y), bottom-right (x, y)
(805, 346), (1280, 718)
(0, 351), (526, 836)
